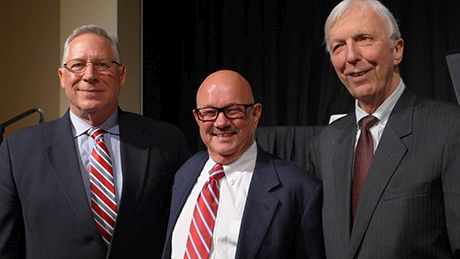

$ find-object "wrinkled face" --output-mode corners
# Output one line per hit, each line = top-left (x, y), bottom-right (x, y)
(327, 5), (403, 108)
(58, 33), (126, 122)
(194, 78), (261, 164)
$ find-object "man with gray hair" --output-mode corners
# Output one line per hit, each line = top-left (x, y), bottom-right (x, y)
(0, 24), (191, 258)
(309, 0), (460, 258)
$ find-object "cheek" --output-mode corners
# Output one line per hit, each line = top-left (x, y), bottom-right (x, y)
(330, 55), (346, 72)
(199, 124), (212, 140)
(234, 122), (252, 140)
(61, 76), (74, 88)
(361, 46), (385, 64)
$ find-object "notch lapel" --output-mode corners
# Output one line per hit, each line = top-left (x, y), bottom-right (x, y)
(168, 152), (208, 231)
(110, 112), (150, 248)
(235, 148), (280, 259)
(349, 91), (414, 258)
(332, 116), (357, 241)
(161, 152), (208, 258)
(45, 114), (105, 246)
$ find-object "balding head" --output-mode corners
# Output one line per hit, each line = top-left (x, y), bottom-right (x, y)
(196, 69), (254, 108)
(193, 69), (262, 165)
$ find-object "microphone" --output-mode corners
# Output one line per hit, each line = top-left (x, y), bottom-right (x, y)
(0, 108), (45, 144)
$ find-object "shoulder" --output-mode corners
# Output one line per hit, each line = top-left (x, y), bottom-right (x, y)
(0, 116), (72, 163)
(257, 151), (323, 211)
(276, 158), (320, 188)
(2, 116), (69, 147)
(118, 111), (189, 148)
(119, 111), (184, 134)
(174, 151), (207, 176)
(310, 112), (354, 147)
(179, 151), (208, 168)
(415, 97), (460, 117)
(118, 111), (192, 159)
(258, 149), (321, 190)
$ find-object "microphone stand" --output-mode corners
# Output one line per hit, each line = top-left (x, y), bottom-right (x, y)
(0, 108), (45, 144)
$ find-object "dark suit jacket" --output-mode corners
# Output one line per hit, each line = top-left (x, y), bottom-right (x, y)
(309, 89), (460, 258)
(162, 146), (325, 258)
(0, 110), (191, 259)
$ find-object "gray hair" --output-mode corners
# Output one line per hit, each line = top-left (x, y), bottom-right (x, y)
(324, 0), (401, 52)
(61, 24), (121, 66)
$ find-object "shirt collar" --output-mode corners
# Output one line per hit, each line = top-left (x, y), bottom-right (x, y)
(207, 141), (258, 183)
(355, 79), (405, 127)
(70, 110), (120, 138)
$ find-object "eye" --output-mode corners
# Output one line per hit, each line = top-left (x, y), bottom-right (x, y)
(226, 106), (244, 116)
(70, 61), (85, 69)
(331, 43), (345, 54)
(200, 108), (217, 117)
(94, 61), (111, 70)
(357, 35), (373, 45)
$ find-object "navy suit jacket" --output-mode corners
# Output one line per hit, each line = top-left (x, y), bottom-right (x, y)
(162, 146), (325, 258)
(0, 110), (191, 259)
(310, 89), (460, 258)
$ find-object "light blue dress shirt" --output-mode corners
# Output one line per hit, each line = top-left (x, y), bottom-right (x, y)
(70, 111), (123, 206)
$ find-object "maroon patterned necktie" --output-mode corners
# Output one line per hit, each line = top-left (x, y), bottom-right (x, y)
(351, 115), (378, 221)
(184, 163), (225, 259)
(87, 128), (117, 245)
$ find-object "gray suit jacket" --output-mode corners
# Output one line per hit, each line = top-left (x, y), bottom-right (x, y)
(309, 89), (460, 258)
(162, 147), (325, 258)
(0, 110), (191, 259)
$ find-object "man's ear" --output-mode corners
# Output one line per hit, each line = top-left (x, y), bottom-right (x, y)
(251, 103), (262, 123)
(393, 38), (404, 66)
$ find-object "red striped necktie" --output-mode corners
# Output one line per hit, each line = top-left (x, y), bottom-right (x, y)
(87, 128), (118, 246)
(184, 163), (225, 259)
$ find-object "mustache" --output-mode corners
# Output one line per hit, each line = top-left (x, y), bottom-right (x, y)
(210, 126), (239, 135)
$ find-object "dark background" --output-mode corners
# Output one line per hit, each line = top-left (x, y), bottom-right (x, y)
(142, 0), (460, 152)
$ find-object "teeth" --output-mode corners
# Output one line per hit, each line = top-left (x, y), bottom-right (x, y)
(350, 71), (366, 76)
(216, 134), (231, 137)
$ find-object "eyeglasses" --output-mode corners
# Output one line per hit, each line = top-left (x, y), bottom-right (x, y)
(63, 59), (122, 74)
(194, 103), (255, 122)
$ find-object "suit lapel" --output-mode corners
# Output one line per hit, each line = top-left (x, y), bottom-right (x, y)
(44, 113), (104, 244)
(235, 148), (280, 259)
(169, 153), (208, 230)
(333, 115), (357, 240)
(162, 152), (207, 258)
(349, 91), (414, 257)
(111, 111), (150, 244)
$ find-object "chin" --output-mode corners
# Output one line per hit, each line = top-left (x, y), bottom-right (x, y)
(211, 144), (237, 155)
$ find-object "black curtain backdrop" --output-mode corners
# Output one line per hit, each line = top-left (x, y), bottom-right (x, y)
(142, 0), (460, 152)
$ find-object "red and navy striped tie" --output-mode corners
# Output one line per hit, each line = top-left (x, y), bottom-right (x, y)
(87, 128), (117, 246)
(184, 163), (225, 259)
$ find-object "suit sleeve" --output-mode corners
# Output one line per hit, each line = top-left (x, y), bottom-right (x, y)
(299, 182), (325, 259)
(442, 114), (460, 256)
(0, 139), (24, 258)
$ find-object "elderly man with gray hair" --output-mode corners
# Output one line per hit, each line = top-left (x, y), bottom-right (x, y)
(309, 0), (460, 258)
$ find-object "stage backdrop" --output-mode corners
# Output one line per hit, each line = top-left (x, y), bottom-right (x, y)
(142, 0), (460, 151)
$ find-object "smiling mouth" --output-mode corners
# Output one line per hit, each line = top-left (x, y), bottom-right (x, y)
(80, 89), (103, 93)
(213, 133), (234, 137)
(347, 68), (372, 77)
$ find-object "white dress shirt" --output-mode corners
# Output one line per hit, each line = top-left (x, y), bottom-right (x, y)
(171, 142), (257, 259)
(355, 79), (405, 153)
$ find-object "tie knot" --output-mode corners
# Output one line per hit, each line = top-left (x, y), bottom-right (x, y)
(87, 128), (106, 141)
(209, 164), (225, 181)
(359, 115), (378, 130)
